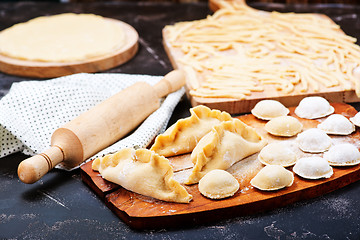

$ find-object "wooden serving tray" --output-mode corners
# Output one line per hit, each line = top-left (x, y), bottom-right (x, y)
(0, 19), (138, 78)
(162, 0), (360, 114)
(81, 103), (360, 230)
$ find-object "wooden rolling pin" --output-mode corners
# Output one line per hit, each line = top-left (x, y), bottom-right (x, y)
(17, 70), (185, 184)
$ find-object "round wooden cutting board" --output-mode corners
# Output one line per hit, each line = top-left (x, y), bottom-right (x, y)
(0, 18), (139, 78)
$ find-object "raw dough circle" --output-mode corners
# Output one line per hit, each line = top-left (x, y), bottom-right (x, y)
(0, 13), (126, 62)
(250, 165), (294, 191)
(264, 116), (303, 137)
(198, 169), (239, 199)
(323, 143), (360, 166)
(293, 157), (333, 179)
(317, 114), (355, 135)
(258, 142), (297, 167)
(251, 100), (289, 120)
(297, 128), (331, 153)
(294, 96), (334, 119)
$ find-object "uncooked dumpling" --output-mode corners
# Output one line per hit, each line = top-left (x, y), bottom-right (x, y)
(198, 169), (239, 199)
(185, 118), (267, 185)
(350, 112), (360, 127)
(92, 148), (192, 203)
(323, 143), (360, 166)
(264, 116), (303, 137)
(250, 165), (294, 191)
(258, 142), (297, 167)
(317, 114), (355, 135)
(297, 128), (331, 153)
(251, 100), (289, 120)
(293, 157), (333, 179)
(295, 96), (334, 119)
(150, 105), (232, 157)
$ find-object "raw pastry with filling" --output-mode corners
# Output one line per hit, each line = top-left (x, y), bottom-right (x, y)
(317, 114), (355, 135)
(350, 112), (360, 127)
(198, 169), (239, 199)
(323, 143), (360, 166)
(251, 100), (289, 120)
(264, 116), (303, 137)
(250, 165), (294, 191)
(150, 105), (232, 157)
(293, 157), (333, 179)
(295, 96), (334, 119)
(185, 118), (267, 185)
(258, 142), (297, 167)
(297, 128), (332, 153)
(92, 148), (192, 203)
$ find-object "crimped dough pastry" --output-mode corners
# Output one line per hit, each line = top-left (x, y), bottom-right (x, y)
(92, 148), (192, 203)
(198, 169), (239, 199)
(251, 100), (289, 120)
(258, 142), (297, 167)
(0, 13), (125, 62)
(250, 165), (294, 191)
(264, 116), (303, 137)
(185, 118), (267, 185)
(151, 105), (232, 157)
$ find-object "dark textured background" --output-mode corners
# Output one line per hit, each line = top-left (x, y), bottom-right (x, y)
(1, 1), (360, 239)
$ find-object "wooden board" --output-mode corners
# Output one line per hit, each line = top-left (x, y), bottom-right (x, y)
(81, 102), (360, 230)
(0, 19), (138, 78)
(162, 0), (360, 114)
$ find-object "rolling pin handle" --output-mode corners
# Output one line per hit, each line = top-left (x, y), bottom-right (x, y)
(17, 146), (64, 184)
(154, 70), (186, 98)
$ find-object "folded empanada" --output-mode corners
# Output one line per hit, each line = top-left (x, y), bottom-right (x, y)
(150, 105), (232, 157)
(92, 148), (192, 203)
(185, 119), (267, 185)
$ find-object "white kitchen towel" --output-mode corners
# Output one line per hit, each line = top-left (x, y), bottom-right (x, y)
(0, 73), (185, 169)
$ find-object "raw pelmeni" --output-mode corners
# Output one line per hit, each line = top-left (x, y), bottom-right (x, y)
(251, 100), (289, 120)
(293, 157), (333, 179)
(264, 116), (303, 137)
(317, 114), (355, 135)
(297, 128), (331, 153)
(350, 112), (360, 127)
(323, 143), (360, 166)
(250, 165), (294, 191)
(198, 169), (239, 199)
(295, 96), (334, 119)
(258, 142), (297, 167)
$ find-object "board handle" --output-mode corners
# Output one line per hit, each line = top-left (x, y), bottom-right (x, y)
(18, 146), (64, 184)
(154, 70), (186, 98)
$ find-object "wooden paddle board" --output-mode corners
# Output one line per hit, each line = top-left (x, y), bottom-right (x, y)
(80, 102), (360, 230)
(162, 0), (360, 114)
(0, 19), (138, 78)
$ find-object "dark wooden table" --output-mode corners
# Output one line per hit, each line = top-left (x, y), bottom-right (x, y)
(1, 1), (360, 239)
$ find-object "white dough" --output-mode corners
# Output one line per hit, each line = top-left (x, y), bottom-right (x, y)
(350, 112), (360, 127)
(251, 100), (289, 120)
(295, 96), (334, 119)
(297, 128), (331, 153)
(317, 114), (355, 135)
(250, 165), (294, 191)
(198, 169), (240, 199)
(258, 142), (297, 167)
(323, 143), (360, 166)
(293, 157), (333, 179)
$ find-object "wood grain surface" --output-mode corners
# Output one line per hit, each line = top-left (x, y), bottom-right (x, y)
(0, 19), (138, 79)
(81, 102), (360, 230)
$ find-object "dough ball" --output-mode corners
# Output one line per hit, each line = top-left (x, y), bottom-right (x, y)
(258, 142), (297, 167)
(323, 143), (360, 166)
(350, 112), (360, 127)
(295, 96), (334, 119)
(250, 165), (294, 191)
(265, 116), (303, 137)
(293, 157), (333, 179)
(297, 128), (331, 153)
(251, 100), (289, 120)
(198, 169), (239, 199)
(317, 114), (355, 135)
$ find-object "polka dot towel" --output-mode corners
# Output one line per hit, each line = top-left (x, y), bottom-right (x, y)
(0, 73), (185, 170)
